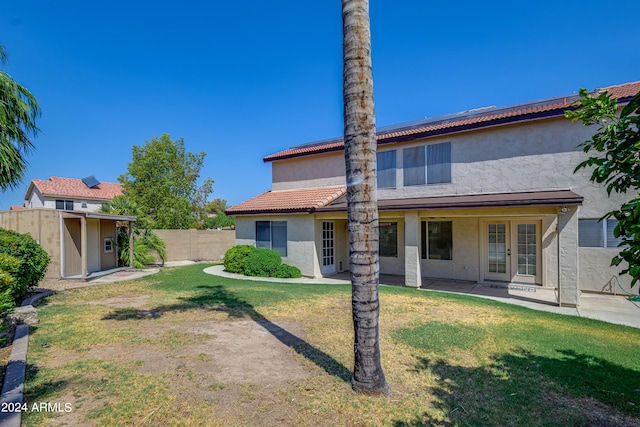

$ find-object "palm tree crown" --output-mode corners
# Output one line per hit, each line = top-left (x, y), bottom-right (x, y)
(0, 45), (41, 191)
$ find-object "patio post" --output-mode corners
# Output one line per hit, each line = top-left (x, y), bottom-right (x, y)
(80, 215), (87, 279)
(557, 207), (579, 307)
(404, 212), (422, 288)
(128, 221), (134, 268)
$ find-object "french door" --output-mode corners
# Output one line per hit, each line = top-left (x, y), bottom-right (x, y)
(484, 220), (541, 285)
(321, 221), (335, 275)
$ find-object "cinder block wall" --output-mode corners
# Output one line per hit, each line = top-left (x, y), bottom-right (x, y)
(151, 229), (235, 263)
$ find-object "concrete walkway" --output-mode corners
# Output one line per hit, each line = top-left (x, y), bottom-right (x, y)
(204, 265), (640, 329)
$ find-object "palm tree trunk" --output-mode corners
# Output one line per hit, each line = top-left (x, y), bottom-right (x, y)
(341, 0), (390, 396)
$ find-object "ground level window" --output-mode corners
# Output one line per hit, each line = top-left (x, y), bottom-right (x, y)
(379, 222), (398, 257)
(579, 219), (622, 248)
(421, 220), (452, 260)
(256, 220), (287, 256)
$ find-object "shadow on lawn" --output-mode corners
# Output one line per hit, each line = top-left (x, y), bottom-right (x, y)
(393, 350), (640, 426)
(102, 284), (351, 382)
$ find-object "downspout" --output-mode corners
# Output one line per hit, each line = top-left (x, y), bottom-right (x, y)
(557, 210), (561, 305)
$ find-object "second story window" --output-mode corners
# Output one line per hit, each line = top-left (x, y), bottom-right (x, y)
(403, 142), (451, 186)
(55, 200), (74, 210)
(377, 150), (396, 188)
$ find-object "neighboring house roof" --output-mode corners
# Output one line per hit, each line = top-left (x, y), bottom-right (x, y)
(264, 80), (640, 163)
(229, 188), (583, 216)
(25, 176), (123, 202)
(226, 186), (347, 216)
(10, 205), (25, 210)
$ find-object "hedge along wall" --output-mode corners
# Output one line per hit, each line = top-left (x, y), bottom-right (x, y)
(151, 229), (236, 263)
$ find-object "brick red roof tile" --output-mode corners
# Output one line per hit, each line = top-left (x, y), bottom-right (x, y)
(264, 80), (640, 162)
(27, 176), (123, 201)
(226, 186), (346, 216)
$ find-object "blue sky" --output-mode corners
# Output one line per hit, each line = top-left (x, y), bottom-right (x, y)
(1, 1), (639, 209)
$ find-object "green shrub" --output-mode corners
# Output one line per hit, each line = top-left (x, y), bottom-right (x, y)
(0, 228), (50, 301)
(0, 287), (15, 317)
(244, 248), (281, 277)
(0, 253), (21, 289)
(274, 263), (302, 279)
(223, 245), (256, 274)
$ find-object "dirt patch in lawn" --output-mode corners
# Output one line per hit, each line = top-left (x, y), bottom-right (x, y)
(40, 295), (310, 384)
(87, 294), (153, 309)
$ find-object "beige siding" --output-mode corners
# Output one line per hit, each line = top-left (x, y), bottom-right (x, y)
(100, 221), (118, 270)
(0, 209), (62, 278)
(63, 218), (82, 277)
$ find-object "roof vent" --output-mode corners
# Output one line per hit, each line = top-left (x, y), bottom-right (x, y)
(82, 175), (100, 188)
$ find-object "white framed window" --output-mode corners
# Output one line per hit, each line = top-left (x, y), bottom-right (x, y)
(256, 221), (287, 256)
(578, 219), (623, 248)
(104, 238), (114, 253)
(403, 142), (451, 186)
(376, 150), (396, 188)
(55, 200), (74, 210)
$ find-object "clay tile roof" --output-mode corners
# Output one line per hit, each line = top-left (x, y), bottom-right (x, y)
(27, 176), (123, 201)
(226, 186), (347, 216)
(599, 80), (640, 99)
(263, 80), (640, 163)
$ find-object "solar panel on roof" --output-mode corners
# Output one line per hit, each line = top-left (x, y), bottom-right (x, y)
(82, 175), (100, 188)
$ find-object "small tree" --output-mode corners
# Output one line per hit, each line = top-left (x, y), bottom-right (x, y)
(566, 88), (640, 286)
(205, 198), (230, 215)
(201, 212), (235, 229)
(101, 195), (167, 267)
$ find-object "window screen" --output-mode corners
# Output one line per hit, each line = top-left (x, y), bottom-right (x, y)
(377, 150), (396, 188)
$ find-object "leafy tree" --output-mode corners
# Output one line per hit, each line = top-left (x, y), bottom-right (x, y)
(566, 88), (640, 286)
(0, 45), (41, 191)
(341, 0), (390, 396)
(201, 212), (235, 229)
(205, 198), (230, 215)
(119, 134), (214, 229)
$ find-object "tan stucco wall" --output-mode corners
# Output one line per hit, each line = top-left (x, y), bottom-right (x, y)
(579, 248), (636, 295)
(0, 209), (62, 278)
(272, 152), (346, 191)
(235, 215), (319, 277)
(152, 229), (236, 263)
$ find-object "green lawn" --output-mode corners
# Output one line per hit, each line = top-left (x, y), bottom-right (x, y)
(22, 264), (640, 426)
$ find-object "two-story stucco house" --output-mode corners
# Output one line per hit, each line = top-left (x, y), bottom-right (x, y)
(227, 81), (640, 307)
(24, 175), (123, 212)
